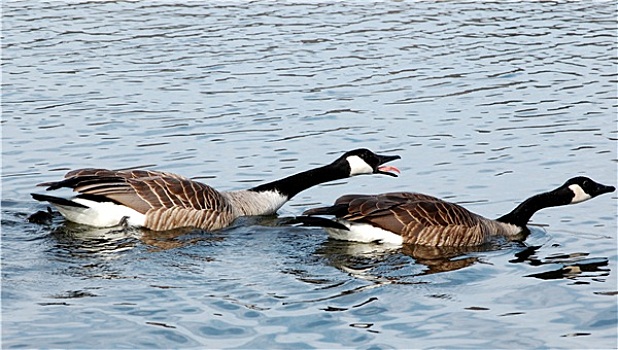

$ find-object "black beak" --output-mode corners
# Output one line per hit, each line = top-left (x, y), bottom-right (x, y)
(593, 183), (616, 196)
(375, 154), (401, 177)
(377, 154), (401, 165)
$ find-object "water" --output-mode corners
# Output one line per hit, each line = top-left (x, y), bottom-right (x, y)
(2, 1), (617, 348)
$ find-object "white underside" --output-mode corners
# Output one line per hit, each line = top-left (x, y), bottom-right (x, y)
(54, 198), (146, 228)
(325, 220), (404, 245)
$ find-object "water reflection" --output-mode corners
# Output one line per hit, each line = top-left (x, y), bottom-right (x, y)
(509, 245), (611, 281)
(26, 206), (54, 225)
(50, 221), (140, 257)
(44, 220), (231, 254)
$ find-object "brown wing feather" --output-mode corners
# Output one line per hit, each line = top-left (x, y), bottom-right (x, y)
(125, 176), (230, 213)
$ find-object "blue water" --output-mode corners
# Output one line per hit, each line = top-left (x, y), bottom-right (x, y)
(2, 1), (617, 349)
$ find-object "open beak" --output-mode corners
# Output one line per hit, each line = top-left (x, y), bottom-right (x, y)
(375, 154), (401, 177)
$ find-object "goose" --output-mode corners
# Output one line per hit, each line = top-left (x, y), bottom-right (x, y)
(31, 148), (401, 231)
(296, 176), (615, 247)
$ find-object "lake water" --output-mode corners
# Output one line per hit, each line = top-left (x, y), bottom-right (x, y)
(2, 1), (617, 349)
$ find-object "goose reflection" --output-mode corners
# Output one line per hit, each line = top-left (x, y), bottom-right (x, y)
(314, 238), (503, 278)
(50, 221), (140, 256)
(49, 222), (230, 253)
(400, 243), (500, 275)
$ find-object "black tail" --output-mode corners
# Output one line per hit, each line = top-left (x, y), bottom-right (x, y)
(278, 216), (349, 231)
(31, 193), (89, 208)
(302, 203), (349, 216)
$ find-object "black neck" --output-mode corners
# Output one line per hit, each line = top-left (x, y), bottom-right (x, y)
(496, 188), (572, 227)
(248, 163), (349, 199)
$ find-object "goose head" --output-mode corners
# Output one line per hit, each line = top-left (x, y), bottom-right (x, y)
(495, 175), (615, 228)
(561, 176), (615, 204)
(335, 148), (401, 177)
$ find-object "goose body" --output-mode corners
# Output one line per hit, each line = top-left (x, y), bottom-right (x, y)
(32, 149), (400, 231)
(300, 177), (615, 247)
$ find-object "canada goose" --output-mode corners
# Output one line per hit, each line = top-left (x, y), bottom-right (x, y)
(297, 176), (615, 247)
(31, 149), (400, 231)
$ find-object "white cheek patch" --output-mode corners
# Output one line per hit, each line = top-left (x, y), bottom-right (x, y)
(346, 155), (373, 176)
(569, 184), (592, 204)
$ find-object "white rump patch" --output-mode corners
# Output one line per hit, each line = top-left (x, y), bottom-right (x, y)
(325, 220), (403, 245)
(568, 184), (592, 204)
(55, 198), (146, 228)
(346, 155), (373, 176)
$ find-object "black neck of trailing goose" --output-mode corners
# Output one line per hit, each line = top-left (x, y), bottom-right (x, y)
(248, 162), (350, 200)
(495, 186), (573, 227)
